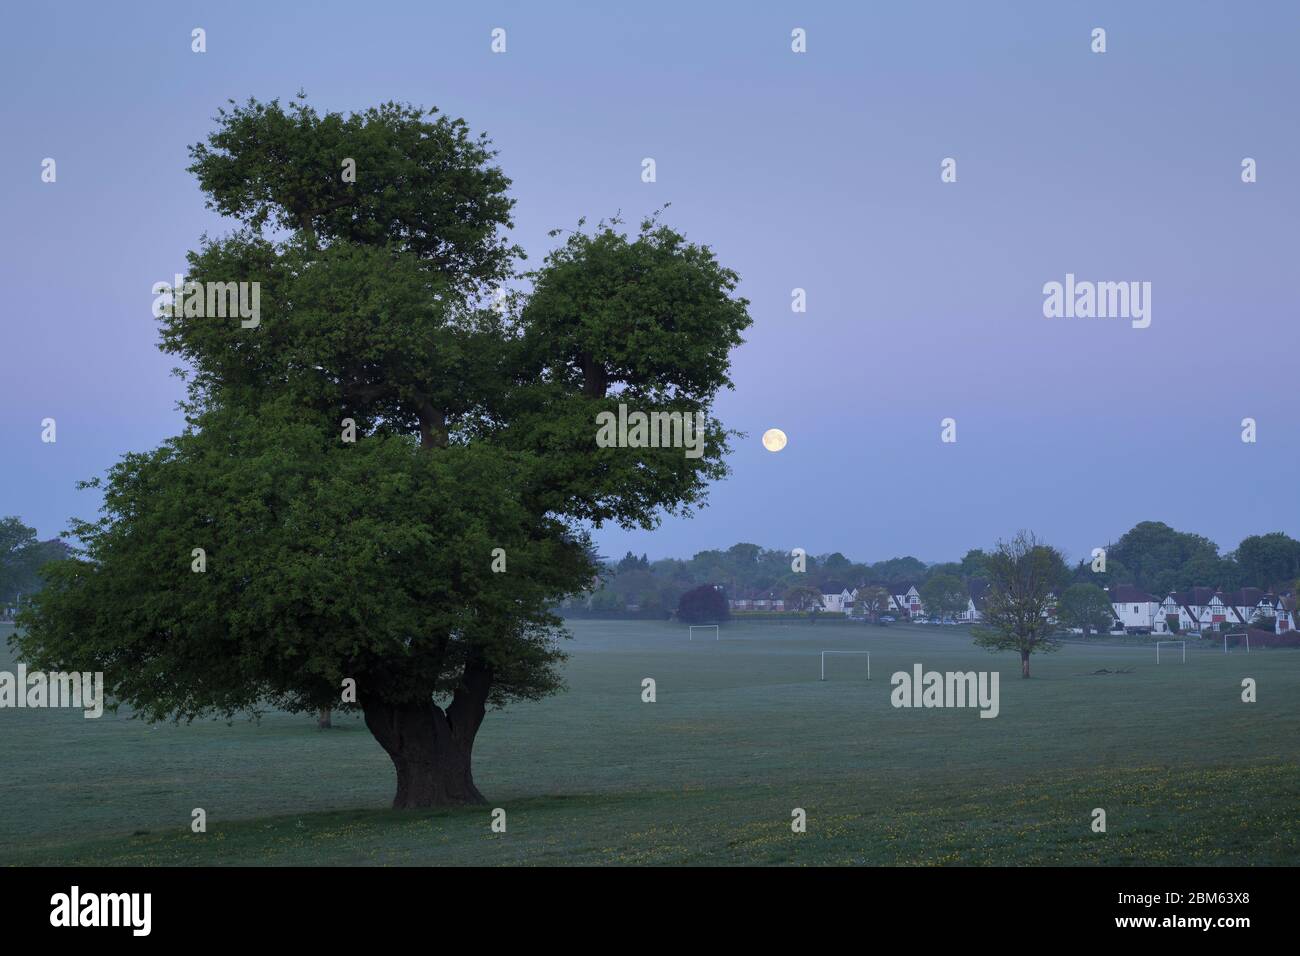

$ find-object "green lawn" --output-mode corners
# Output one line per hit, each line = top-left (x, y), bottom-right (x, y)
(2, 619), (1296, 865)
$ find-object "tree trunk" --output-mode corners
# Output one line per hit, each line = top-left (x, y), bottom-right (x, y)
(362, 663), (492, 808)
(1021, 649), (1031, 678)
(317, 706), (332, 729)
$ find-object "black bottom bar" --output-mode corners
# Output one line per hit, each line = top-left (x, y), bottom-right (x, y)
(1, 866), (1278, 940)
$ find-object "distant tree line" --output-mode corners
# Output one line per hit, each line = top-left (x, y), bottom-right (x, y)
(561, 522), (1300, 620)
(0, 517), (73, 615)
(9, 511), (1298, 626)
(556, 543), (988, 620)
(1073, 521), (1300, 596)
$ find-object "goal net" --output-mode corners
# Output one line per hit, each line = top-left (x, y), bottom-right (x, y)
(1155, 640), (1185, 663)
(688, 625), (720, 641)
(1223, 631), (1251, 654)
(819, 650), (870, 681)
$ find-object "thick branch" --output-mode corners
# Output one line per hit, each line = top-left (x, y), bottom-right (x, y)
(416, 400), (448, 449)
(446, 659), (493, 745)
(580, 353), (608, 398)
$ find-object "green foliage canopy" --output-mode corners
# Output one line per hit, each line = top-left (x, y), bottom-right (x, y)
(16, 96), (752, 806)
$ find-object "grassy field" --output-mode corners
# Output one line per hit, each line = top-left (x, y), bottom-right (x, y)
(2, 619), (1296, 866)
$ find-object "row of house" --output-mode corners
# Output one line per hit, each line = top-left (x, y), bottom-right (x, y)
(728, 595), (787, 612)
(729, 583), (964, 620)
(820, 582), (980, 622)
(730, 580), (1296, 635)
(1110, 585), (1296, 635)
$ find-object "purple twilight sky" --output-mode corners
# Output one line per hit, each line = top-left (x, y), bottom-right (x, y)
(1, 1), (1297, 566)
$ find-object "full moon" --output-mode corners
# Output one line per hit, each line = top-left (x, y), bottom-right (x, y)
(761, 428), (787, 452)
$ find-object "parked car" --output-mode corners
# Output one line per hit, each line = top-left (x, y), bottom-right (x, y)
(880, 615), (896, 623)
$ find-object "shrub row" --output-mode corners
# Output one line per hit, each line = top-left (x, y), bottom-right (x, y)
(728, 611), (851, 623)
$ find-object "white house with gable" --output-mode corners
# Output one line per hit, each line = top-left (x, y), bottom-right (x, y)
(821, 585), (855, 614)
(889, 584), (923, 619)
(1107, 585), (1161, 633)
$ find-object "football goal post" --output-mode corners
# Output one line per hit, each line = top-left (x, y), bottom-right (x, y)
(689, 625), (720, 642)
(1223, 631), (1251, 654)
(1156, 640), (1185, 663)
(820, 650), (870, 681)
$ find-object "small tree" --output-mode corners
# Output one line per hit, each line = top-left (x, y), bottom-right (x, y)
(784, 585), (823, 614)
(677, 585), (729, 624)
(972, 531), (1069, 678)
(856, 585), (891, 624)
(1056, 582), (1115, 638)
(919, 574), (966, 624)
(1250, 611), (1277, 634)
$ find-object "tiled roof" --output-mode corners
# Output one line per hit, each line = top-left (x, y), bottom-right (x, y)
(1108, 585), (1160, 604)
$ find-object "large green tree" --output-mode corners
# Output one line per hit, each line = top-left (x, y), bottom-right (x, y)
(1235, 533), (1300, 593)
(1105, 521), (1224, 594)
(16, 96), (751, 808)
(866, 556), (928, 587)
(972, 532), (1069, 678)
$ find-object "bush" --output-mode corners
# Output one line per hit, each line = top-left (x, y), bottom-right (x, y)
(1251, 614), (1277, 633)
(1245, 628), (1300, 648)
(556, 605), (671, 621)
(677, 584), (730, 624)
(730, 610), (849, 623)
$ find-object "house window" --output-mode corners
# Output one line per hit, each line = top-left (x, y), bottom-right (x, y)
(1133, 605), (1139, 613)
